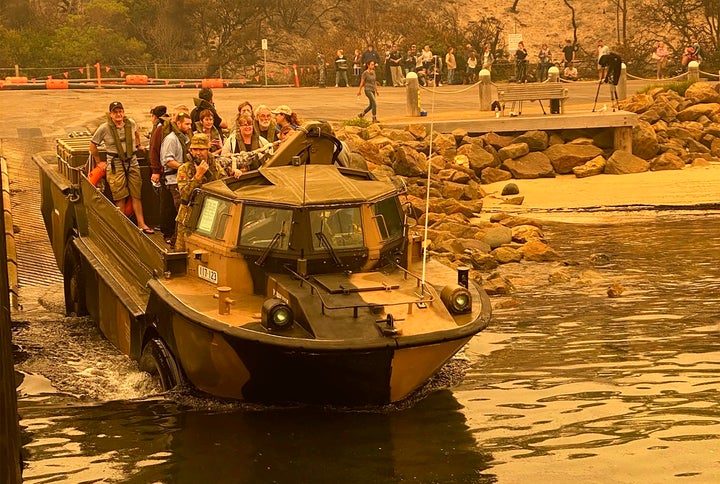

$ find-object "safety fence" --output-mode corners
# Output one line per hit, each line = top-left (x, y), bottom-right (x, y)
(1, 58), (717, 91)
(0, 62), (335, 90)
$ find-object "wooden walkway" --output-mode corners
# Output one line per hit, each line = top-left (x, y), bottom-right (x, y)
(382, 109), (638, 152)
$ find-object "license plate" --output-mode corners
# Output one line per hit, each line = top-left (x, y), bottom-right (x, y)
(198, 265), (218, 284)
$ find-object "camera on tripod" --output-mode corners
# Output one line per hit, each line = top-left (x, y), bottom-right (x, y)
(593, 52), (623, 112)
(599, 53), (622, 85)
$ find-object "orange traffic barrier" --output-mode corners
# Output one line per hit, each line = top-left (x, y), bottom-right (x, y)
(202, 78), (223, 89)
(46, 79), (69, 89)
(5, 76), (28, 84)
(125, 74), (149, 85)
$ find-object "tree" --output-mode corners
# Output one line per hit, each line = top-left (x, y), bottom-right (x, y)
(563, 0), (579, 46)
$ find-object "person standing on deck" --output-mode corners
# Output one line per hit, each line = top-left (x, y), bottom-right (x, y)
(89, 101), (153, 234)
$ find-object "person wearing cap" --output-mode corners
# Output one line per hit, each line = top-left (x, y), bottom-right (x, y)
(90, 101), (154, 234)
(175, 133), (224, 251)
(272, 105), (301, 133)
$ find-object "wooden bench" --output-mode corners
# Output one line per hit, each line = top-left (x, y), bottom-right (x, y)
(497, 83), (569, 116)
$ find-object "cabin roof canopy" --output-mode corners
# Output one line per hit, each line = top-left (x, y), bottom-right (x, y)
(203, 164), (397, 206)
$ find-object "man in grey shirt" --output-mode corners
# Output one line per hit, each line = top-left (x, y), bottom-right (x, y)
(159, 111), (193, 244)
(90, 101), (153, 233)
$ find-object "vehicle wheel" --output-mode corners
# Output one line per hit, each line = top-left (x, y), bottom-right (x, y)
(63, 241), (88, 316)
(139, 337), (184, 391)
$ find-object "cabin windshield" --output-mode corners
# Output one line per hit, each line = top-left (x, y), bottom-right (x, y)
(310, 207), (364, 250)
(195, 196), (232, 240)
(373, 197), (403, 240)
(238, 205), (293, 249)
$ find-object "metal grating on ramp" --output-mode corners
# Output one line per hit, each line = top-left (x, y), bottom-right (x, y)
(2, 137), (64, 287)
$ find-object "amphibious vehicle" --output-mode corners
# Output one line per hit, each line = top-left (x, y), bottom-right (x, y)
(34, 122), (491, 405)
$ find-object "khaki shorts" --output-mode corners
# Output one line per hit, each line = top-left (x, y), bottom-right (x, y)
(106, 157), (142, 201)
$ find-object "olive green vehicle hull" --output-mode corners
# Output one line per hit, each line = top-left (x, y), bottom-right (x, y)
(34, 135), (491, 405)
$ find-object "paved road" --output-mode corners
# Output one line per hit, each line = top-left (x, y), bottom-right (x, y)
(0, 79), (654, 140)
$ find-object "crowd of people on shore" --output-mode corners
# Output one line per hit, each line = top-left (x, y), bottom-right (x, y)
(332, 37), (705, 88)
(89, 88), (302, 249)
(333, 41), (584, 87)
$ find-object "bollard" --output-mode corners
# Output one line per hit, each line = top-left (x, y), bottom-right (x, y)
(617, 63), (627, 100)
(478, 69), (492, 111)
(688, 61), (699, 83)
(405, 72), (421, 116)
(548, 65), (560, 83)
(214, 286), (235, 315)
(548, 66), (562, 114)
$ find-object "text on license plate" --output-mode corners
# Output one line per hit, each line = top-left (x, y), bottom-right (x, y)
(197, 265), (218, 284)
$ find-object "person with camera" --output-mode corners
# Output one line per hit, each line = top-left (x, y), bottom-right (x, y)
(175, 133), (225, 251)
(538, 43), (551, 82)
(653, 41), (670, 79)
(515, 41), (529, 83)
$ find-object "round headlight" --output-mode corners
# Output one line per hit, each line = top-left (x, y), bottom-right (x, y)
(272, 306), (292, 327)
(262, 298), (294, 330)
(440, 284), (472, 314)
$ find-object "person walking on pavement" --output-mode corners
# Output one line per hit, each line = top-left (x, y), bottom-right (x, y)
(358, 60), (379, 123)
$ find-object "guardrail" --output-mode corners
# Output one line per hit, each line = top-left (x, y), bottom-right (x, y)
(0, 156), (18, 310)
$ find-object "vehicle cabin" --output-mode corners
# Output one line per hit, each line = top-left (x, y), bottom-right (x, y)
(181, 139), (407, 298)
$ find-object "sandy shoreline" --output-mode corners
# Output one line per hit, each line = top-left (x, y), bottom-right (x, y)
(481, 162), (720, 222)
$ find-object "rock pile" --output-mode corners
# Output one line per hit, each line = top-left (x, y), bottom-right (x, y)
(333, 124), (563, 296)
(331, 83), (720, 295)
(619, 82), (720, 170)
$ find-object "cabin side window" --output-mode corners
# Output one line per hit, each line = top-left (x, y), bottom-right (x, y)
(373, 197), (403, 240)
(238, 206), (293, 249)
(310, 207), (363, 250)
(194, 196), (232, 240)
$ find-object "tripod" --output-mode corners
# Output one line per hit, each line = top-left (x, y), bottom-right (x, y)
(593, 52), (622, 112)
(592, 79), (619, 112)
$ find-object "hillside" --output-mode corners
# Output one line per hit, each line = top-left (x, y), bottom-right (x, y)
(459, 0), (633, 61)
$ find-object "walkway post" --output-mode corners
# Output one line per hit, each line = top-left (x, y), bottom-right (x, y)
(405, 72), (420, 116)
(688, 61), (699, 82)
(548, 65), (559, 83)
(478, 69), (491, 111)
(618, 63), (627, 100)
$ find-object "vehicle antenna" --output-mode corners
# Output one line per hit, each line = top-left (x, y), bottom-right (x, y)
(420, 57), (439, 296)
(303, 160), (307, 206)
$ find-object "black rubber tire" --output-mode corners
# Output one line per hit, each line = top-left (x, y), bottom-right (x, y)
(139, 337), (184, 391)
(63, 241), (88, 316)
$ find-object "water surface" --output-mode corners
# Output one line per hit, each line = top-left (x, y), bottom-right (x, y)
(14, 212), (720, 483)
